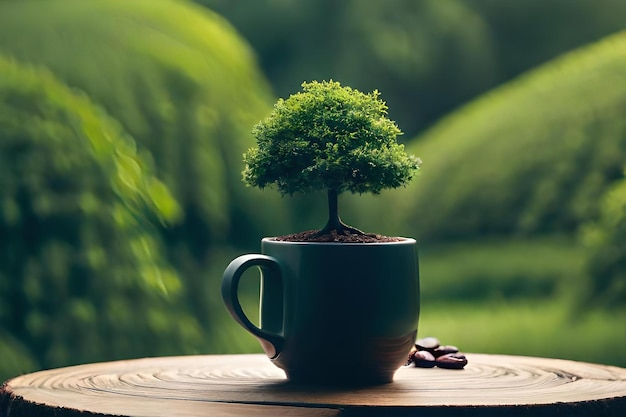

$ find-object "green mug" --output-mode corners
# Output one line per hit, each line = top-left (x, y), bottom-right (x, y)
(222, 237), (420, 385)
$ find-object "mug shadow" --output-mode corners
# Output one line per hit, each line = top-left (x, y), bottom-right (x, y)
(254, 377), (394, 394)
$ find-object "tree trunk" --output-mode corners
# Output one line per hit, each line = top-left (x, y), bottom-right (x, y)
(314, 189), (363, 237)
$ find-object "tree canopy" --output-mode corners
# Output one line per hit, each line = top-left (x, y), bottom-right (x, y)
(244, 81), (421, 196)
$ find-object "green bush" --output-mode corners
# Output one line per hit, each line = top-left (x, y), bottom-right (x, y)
(0, 55), (203, 382)
(354, 31), (626, 243)
(0, 0), (280, 252)
(0, 0), (287, 345)
(579, 178), (626, 312)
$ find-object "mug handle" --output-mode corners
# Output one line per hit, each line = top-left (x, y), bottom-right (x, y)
(221, 254), (284, 358)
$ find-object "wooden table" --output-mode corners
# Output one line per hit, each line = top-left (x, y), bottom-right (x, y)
(1, 353), (625, 416)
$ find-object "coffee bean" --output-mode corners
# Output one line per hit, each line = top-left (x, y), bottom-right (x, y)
(435, 353), (468, 370)
(412, 350), (436, 368)
(433, 345), (459, 358)
(407, 337), (468, 370)
(415, 336), (440, 351)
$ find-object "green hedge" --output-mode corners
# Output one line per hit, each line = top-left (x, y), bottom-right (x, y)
(419, 237), (586, 302)
(0, 55), (202, 381)
(352, 31), (626, 243)
(0, 0), (289, 347)
(580, 178), (626, 311)
(0, 0), (281, 252)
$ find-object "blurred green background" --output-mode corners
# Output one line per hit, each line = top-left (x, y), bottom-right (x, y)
(1, 0), (625, 381)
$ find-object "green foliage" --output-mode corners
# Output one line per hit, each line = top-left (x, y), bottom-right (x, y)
(0, 0), (277, 250)
(198, 0), (626, 238)
(420, 237), (586, 302)
(0, 0), (282, 363)
(199, 0), (497, 138)
(1, 0), (623, 377)
(244, 81), (421, 196)
(579, 178), (626, 311)
(0, 55), (203, 382)
(199, 0), (626, 140)
(420, 300), (626, 368)
(357, 31), (626, 243)
(466, 0), (626, 85)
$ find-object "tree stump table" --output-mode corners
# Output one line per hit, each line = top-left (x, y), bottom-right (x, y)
(1, 353), (625, 417)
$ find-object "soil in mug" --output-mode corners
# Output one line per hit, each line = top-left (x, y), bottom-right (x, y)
(274, 229), (404, 243)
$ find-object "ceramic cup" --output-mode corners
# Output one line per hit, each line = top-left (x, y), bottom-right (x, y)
(222, 237), (419, 385)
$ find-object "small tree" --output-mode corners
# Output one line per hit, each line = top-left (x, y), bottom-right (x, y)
(243, 80), (421, 236)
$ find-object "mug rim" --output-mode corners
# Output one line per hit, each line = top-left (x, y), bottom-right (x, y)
(262, 237), (416, 246)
